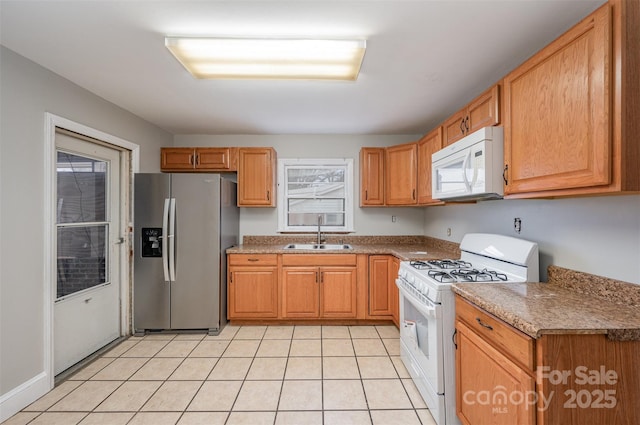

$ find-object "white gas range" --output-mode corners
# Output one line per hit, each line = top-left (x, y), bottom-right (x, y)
(396, 233), (539, 425)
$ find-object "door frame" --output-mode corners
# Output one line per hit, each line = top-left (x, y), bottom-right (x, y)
(43, 113), (140, 389)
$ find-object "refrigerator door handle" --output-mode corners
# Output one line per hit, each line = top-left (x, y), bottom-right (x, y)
(162, 198), (170, 282)
(168, 197), (177, 281)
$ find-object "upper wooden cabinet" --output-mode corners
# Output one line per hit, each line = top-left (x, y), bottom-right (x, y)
(161, 147), (237, 172)
(385, 142), (418, 205)
(503, 1), (639, 198)
(360, 148), (385, 206)
(237, 147), (276, 207)
(416, 127), (444, 205)
(443, 85), (500, 147)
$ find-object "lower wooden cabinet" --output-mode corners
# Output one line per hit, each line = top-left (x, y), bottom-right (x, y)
(367, 255), (400, 326)
(456, 319), (535, 425)
(227, 252), (400, 325)
(390, 257), (400, 327)
(282, 266), (357, 319)
(228, 254), (278, 319)
(455, 295), (640, 425)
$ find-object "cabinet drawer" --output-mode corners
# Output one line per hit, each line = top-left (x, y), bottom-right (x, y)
(282, 254), (357, 267)
(228, 254), (278, 266)
(456, 296), (534, 371)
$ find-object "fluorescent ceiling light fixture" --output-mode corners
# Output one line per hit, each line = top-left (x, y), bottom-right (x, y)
(165, 37), (366, 80)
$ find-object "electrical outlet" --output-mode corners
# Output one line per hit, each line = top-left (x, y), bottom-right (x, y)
(391, 215), (397, 223)
(514, 218), (522, 234)
(446, 228), (452, 237)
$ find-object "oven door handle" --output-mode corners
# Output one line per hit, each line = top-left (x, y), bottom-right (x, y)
(396, 279), (439, 318)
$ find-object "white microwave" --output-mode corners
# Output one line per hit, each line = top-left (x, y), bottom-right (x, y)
(432, 126), (504, 201)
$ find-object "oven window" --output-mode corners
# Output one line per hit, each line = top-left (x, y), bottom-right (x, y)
(400, 291), (444, 394)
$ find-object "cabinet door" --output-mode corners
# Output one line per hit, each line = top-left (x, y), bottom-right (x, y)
(368, 256), (392, 316)
(161, 148), (195, 171)
(390, 257), (400, 327)
(503, 5), (611, 195)
(456, 320), (535, 425)
(467, 85), (500, 133)
(195, 147), (236, 171)
(238, 147), (276, 207)
(282, 267), (319, 318)
(360, 148), (385, 206)
(385, 143), (417, 205)
(228, 267), (278, 318)
(442, 109), (467, 147)
(416, 127), (443, 205)
(320, 267), (357, 318)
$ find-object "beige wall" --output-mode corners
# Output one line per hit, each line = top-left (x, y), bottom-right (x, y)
(0, 46), (171, 407)
(423, 195), (640, 284)
(174, 134), (427, 240)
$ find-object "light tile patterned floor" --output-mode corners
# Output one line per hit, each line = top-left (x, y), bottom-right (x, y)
(4, 325), (437, 425)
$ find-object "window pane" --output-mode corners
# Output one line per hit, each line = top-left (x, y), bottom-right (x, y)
(57, 225), (107, 298)
(288, 198), (344, 213)
(287, 168), (345, 183)
(288, 212), (345, 227)
(57, 151), (107, 223)
(286, 167), (345, 197)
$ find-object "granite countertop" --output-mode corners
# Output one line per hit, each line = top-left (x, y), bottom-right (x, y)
(452, 278), (640, 341)
(226, 235), (460, 262)
(227, 243), (457, 261)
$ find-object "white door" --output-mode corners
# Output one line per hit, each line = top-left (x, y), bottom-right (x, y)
(54, 131), (122, 375)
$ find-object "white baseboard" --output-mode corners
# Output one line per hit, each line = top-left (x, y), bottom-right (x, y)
(0, 372), (51, 422)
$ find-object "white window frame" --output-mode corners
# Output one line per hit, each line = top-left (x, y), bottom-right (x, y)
(277, 158), (354, 233)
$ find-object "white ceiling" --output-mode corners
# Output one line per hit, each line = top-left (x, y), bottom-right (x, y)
(0, 0), (603, 136)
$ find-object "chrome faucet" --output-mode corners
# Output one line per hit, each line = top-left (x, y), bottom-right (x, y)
(317, 215), (323, 245)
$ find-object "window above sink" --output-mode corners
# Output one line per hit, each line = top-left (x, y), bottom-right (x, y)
(277, 158), (354, 233)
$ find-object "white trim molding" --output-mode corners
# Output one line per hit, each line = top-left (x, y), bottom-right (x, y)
(0, 373), (49, 422)
(0, 113), (142, 422)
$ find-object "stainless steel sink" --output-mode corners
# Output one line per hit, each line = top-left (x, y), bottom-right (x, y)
(284, 243), (353, 250)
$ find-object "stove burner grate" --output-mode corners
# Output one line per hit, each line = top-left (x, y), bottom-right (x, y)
(427, 270), (456, 283)
(410, 260), (433, 270)
(427, 259), (472, 269)
(450, 268), (508, 282)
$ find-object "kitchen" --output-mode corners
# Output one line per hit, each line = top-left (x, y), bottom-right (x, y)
(1, 1), (639, 424)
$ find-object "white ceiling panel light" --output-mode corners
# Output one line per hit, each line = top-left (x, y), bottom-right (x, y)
(165, 37), (367, 80)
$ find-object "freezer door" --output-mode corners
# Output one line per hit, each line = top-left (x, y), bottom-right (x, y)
(134, 173), (171, 331)
(218, 177), (239, 332)
(170, 174), (222, 330)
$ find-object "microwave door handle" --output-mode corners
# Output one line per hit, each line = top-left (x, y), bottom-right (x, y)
(461, 150), (472, 191)
(470, 151), (479, 188)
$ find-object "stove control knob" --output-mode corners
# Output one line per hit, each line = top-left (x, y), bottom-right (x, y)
(408, 275), (415, 285)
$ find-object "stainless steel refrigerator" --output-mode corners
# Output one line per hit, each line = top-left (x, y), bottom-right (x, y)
(133, 173), (239, 335)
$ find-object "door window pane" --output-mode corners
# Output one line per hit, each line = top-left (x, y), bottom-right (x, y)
(57, 151), (107, 223)
(57, 225), (108, 298)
